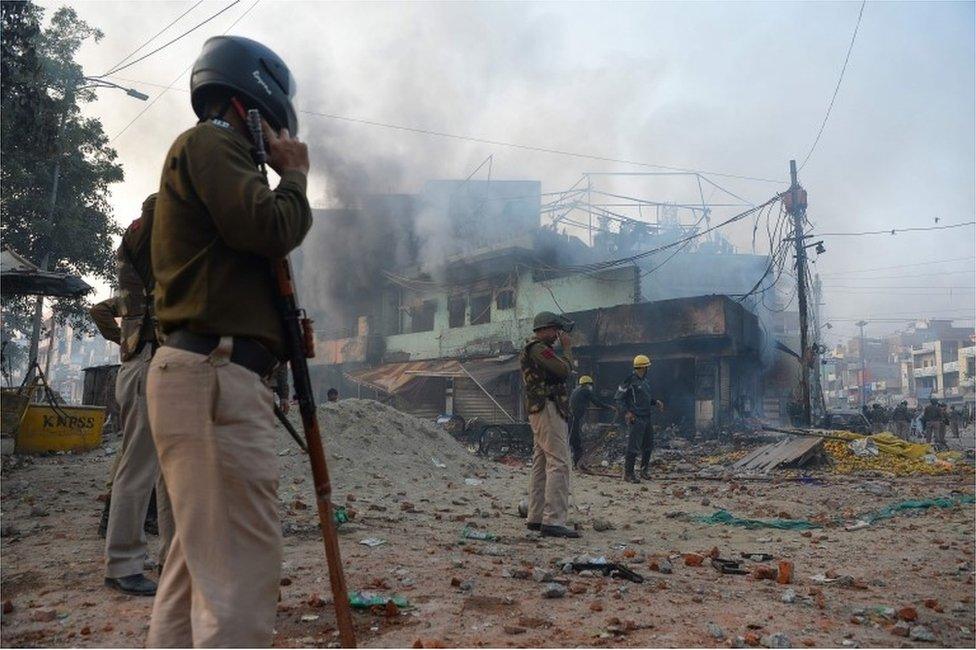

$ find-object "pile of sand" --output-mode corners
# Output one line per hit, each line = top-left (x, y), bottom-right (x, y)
(276, 399), (509, 516)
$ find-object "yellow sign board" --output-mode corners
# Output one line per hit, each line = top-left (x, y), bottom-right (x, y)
(15, 404), (106, 454)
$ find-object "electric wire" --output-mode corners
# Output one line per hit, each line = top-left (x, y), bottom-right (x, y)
(106, 71), (783, 184)
(110, 0), (260, 142)
(816, 256), (976, 276)
(100, 0), (204, 77)
(296, 108), (784, 184)
(101, 0), (241, 78)
(799, 0), (866, 170)
(813, 221), (975, 237)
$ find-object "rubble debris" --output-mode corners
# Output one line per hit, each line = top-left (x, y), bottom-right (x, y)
(777, 561), (794, 584)
(461, 527), (497, 541)
(359, 537), (387, 547)
(707, 622), (726, 639)
(780, 588), (796, 604)
(542, 582), (567, 599)
(532, 568), (555, 583)
(592, 517), (614, 532)
(890, 621), (911, 637)
(712, 558), (749, 575)
(683, 553), (705, 566)
(30, 609), (57, 622)
(760, 632), (792, 648)
(751, 565), (778, 580)
(809, 573), (855, 587)
(909, 626), (936, 642)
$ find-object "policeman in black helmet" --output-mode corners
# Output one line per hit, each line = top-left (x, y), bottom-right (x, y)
(146, 36), (311, 647)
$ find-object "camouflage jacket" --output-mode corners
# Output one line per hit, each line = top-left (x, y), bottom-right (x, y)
(118, 195), (158, 361)
(519, 337), (572, 420)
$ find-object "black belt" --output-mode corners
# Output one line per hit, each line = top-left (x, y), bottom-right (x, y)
(164, 330), (278, 378)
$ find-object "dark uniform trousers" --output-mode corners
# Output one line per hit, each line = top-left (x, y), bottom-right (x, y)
(627, 417), (654, 467)
(569, 414), (584, 466)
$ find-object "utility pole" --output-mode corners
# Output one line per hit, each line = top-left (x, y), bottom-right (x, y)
(856, 320), (868, 408)
(787, 160), (812, 426)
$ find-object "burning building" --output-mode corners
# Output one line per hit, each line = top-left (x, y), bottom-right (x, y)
(295, 178), (798, 434)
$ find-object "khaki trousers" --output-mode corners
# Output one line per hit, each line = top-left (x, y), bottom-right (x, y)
(527, 400), (571, 527)
(146, 343), (281, 648)
(105, 345), (174, 578)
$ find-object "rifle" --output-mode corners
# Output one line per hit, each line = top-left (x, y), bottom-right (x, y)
(241, 104), (357, 647)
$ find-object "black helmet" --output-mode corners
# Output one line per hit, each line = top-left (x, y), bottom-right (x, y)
(190, 36), (298, 134)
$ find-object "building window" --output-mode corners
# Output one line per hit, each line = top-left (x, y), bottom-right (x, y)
(448, 296), (466, 328)
(410, 300), (436, 333)
(495, 288), (515, 310)
(470, 293), (491, 325)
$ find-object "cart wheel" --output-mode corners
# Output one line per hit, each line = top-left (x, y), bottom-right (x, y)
(479, 425), (506, 457)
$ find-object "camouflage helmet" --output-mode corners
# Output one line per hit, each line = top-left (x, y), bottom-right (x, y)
(532, 311), (563, 331)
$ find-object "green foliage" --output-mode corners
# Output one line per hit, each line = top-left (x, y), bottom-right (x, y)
(1, 1), (124, 344)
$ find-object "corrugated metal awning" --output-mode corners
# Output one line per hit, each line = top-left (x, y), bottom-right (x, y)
(346, 359), (462, 394)
(347, 355), (520, 395)
(461, 354), (520, 385)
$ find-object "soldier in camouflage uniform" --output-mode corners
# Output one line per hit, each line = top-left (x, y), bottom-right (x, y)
(90, 194), (174, 597)
(519, 311), (579, 538)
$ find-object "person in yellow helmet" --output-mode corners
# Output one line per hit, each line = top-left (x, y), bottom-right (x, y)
(614, 354), (665, 483)
(568, 375), (614, 469)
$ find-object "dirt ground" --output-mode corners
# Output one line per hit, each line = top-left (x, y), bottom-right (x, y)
(2, 401), (974, 648)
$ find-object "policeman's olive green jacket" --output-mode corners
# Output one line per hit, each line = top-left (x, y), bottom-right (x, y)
(152, 121), (312, 359)
(519, 337), (573, 420)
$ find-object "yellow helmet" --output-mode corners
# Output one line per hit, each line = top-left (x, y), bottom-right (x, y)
(633, 354), (651, 369)
(579, 375), (594, 385)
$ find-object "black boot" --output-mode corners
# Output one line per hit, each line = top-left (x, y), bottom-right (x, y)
(640, 450), (653, 479)
(624, 454), (640, 483)
(98, 495), (111, 539)
(104, 574), (157, 597)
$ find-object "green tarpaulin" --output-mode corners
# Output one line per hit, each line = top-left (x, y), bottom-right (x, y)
(695, 494), (975, 531)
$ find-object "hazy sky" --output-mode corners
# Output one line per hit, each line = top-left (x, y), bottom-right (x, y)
(37, 0), (976, 344)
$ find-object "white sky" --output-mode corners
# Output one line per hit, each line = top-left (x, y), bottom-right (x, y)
(37, 0), (976, 344)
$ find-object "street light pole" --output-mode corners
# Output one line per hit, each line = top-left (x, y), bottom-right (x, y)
(24, 76), (147, 384)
